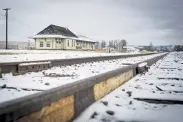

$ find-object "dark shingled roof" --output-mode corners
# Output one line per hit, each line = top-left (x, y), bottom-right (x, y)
(37, 24), (78, 38)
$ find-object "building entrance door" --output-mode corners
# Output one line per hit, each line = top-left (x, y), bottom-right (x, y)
(56, 39), (61, 49)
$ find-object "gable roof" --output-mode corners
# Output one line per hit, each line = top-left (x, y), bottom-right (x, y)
(31, 24), (96, 43)
(37, 24), (78, 38)
(76, 35), (96, 42)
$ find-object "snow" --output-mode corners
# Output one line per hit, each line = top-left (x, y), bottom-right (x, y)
(138, 62), (147, 67)
(76, 35), (96, 42)
(31, 34), (68, 39)
(0, 50), (141, 63)
(74, 52), (183, 122)
(0, 53), (164, 103)
(31, 34), (96, 42)
(0, 89), (39, 103)
(19, 61), (51, 66)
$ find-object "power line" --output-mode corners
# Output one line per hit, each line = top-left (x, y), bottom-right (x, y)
(10, 15), (34, 30)
(0, 10), (5, 16)
(1, 11), (36, 43)
(0, 12), (4, 16)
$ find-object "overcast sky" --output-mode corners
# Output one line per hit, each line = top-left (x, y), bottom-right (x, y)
(0, 0), (182, 45)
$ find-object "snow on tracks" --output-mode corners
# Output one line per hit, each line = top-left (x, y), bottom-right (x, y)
(74, 52), (183, 122)
(0, 53), (164, 103)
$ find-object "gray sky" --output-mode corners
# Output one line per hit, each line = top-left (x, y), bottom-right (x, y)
(0, 0), (183, 45)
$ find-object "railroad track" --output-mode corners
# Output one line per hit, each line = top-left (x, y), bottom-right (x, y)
(0, 52), (168, 122)
(0, 53), (156, 73)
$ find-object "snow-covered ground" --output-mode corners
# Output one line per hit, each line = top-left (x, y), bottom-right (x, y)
(0, 50), (140, 63)
(0, 53), (164, 103)
(74, 52), (183, 122)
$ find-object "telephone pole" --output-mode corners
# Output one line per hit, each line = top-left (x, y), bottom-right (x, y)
(3, 8), (11, 49)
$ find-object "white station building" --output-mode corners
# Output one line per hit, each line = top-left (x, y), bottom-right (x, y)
(31, 24), (96, 50)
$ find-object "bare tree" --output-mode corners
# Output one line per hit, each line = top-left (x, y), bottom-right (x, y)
(109, 40), (114, 48)
(101, 40), (106, 48)
(145, 42), (153, 51)
(149, 42), (153, 51)
(95, 41), (100, 49)
(114, 40), (118, 49)
(118, 39), (127, 52)
(122, 39), (127, 47)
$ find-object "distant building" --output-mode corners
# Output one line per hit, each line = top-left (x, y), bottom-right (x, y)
(0, 41), (34, 50)
(31, 24), (96, 50)
(154, 45), (174, 52)
(103, 46), (115, 53)
(123, 46), (139, 53)
(174, 45), (183, 51)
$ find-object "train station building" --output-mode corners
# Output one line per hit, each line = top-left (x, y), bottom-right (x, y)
(31, 24), (96, 50)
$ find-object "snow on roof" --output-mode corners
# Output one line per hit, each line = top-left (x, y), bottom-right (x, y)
(74, 35), (96, 43)
(31, 34), (68, 39)
(30, 24), (96, 43)
(37, 24), (78, 38)
(31, 34), (96, 43)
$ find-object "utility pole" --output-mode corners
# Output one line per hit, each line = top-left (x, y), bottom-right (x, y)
(3, 8), (11, 49)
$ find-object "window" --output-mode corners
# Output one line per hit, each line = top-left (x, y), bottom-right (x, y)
(56, 38), (61, 43)
(47, 42), (50, 47)
(40, 42), (43, 47)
